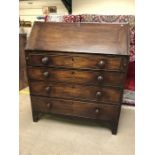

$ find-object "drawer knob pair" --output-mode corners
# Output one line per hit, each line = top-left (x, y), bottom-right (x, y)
(42, 57), (49, 65)
(98, 60), (105, 68)
(96, 91), (102, 98)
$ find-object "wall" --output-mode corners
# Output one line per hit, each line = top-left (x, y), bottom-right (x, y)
(72, 0), (135, 15)
(20, 0), (68, 20)
(19, 0), (68, 35)
(20, 0), (135, 35)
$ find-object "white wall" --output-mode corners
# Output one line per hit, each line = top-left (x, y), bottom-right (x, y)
(20, 0), (68, 21)
(19, 0), (68, 35)
(73, 0), (135, 15)
(20, 0), (135, 35)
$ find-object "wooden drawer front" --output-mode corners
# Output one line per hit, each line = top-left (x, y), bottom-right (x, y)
(30, 82), (122, 103)
(27, 53), (127, 71)
(72, 55), (125, 71)
(31, 96), (120, 121)
(28, 67), (125, 87)
(27, 54), (73, 68)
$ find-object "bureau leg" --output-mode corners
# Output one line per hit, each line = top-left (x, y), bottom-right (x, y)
(32, 111), (39, 122)
(112, 127), (117, 135)
(111, 122), (118, 135)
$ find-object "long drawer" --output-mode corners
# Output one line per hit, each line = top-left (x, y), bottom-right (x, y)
(27, 67), (125, 87)
(29, 81), (122, 104)
(26, 53), (127, 71)
(31, 96), (120, 121)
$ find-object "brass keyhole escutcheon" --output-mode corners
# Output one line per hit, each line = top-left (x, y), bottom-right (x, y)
(45, 86), (51, 93)
(96, 91), (102, 99)
(42, 57), (49, 65)
(98, 60), (105, 68)
(97, 75), (103, 82)
(43, 71), (49, 78)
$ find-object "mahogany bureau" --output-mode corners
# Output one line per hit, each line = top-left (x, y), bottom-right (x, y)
(25, 22), (129, 134)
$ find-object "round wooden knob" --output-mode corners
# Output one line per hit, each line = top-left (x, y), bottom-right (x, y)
(96, 91), (102, 98)
(45, 86), (51, 93)
(43, 71), (49, 78)
(97, 75), (103, 82)
(98, 60), (105, 68)
(95, 108), (100, 114)
(42, 57), (49, 65)
(47, 103), (51, 108)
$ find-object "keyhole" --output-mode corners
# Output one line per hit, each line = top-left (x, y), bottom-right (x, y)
(72, 85), (75, 88)
(72, 57), (74, 61)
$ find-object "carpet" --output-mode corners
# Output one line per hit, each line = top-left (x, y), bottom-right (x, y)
(19, 90), (135, 155)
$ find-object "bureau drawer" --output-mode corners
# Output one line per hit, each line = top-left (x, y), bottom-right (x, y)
(31, 96), (120, 121)
(30, 82), (122, 104)
(27, 53), (127, 71)
(28, 67), (125, 87)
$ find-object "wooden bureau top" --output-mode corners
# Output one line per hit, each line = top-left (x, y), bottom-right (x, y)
(26, 22), (129, 55)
